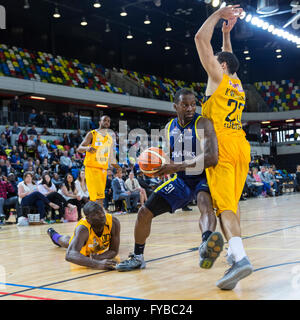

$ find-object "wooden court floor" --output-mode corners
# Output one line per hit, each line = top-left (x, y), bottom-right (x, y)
(0, 193), (300, 300)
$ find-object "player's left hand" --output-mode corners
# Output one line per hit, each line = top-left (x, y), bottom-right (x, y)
(153, 163), (181, 177)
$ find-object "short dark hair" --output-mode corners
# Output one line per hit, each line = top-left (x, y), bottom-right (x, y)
(83, 201), (104, 216)
(174, 88), (195, 104)
(215, 51), (240, 75)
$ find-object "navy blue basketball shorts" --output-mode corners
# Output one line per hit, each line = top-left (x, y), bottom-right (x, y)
(144, 173), (210, 217)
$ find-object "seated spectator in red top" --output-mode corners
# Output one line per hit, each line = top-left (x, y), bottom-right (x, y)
(0, 175), (18, 220)
(18, 129), (28, 148)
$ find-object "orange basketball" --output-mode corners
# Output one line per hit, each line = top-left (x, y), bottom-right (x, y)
(138, 147), (166, 177)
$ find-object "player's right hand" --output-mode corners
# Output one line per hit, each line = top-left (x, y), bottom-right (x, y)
(217, 5), (244, 21)
(100, 259), (117, 270)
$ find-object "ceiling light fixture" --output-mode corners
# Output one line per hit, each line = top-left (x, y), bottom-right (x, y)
(93, 0), (101, 8)
(53, 7), (61, 18)
(24, 0), (30, 9)
(165, 22), (172, 32)
(126, 29), (133, 39)
(164, 42), (171, 50)
(120, 7), (127, 17)
(144, 15), (151, 24)
(81, 17), (88, 26)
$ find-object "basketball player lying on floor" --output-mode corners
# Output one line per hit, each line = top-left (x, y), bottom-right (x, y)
(47, 201), (120, 270)
(116, 87), (224, 272)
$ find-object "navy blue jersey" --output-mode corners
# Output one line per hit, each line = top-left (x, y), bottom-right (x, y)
(167, 113), (204, 181)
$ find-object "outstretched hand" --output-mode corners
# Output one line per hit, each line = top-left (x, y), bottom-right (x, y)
(217, 5), (244, 21)
(222, 17), (238, 33)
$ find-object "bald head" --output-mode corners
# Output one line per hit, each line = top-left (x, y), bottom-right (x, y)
(99, 115), (111, 129)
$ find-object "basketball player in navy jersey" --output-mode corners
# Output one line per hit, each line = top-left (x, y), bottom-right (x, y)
(116, 88), (223, 271)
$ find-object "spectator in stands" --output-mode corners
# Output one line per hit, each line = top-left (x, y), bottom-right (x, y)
(41, 127), (51, 136)
(70, 112), (77, 129)
(26, 135), (37, 158)
(2, 125), (11, 145)
(28, 108), (37, 124)
(0, 175), (17, 221)
(35, 111), (47, 128)
(27, 125), (38, 136)
(73, 129), (83, 146)
(34, 166), (44, 182)
(11, 122), (21, 147)
(11, 152), (22, 171)
(125, 171), (147, 206)
(17, 129), (28, 148)
(136, 170), (153, 197)
(18, 171), (60, 224)
(0, 159), (7, 176)
(5, 160), (15, 176)
(52, 172), (62, 189)
(58, 173), (82, 219)
(75, 170), (89, 205)
(7, 173), (18, 197)
(68, 133), (76, 149)
(0, 133), (8, 152)
(246, 169), (263, 197)
(266, 167), (282, 195)
(11, 122), (21, 135)
(61, 133), (71, 147)
(23, 157), (35, 172)
(252, 167), (270, 197)
(112, 168), (139, 213)
(37, 172), (76, 221)
(49, 148), (59, 165)
(10, 96), (21, 119)
(295, 165), (300, 192)
(259, 166), (276, 196)
(18, 144), (25, 158)
(104, 169), (113, 211)
(37, 141), (49, 161)
(59, 150), (72, 175)
(41, 157), (50, 171)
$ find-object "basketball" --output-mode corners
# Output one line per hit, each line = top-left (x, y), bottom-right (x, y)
(138, 147), (167, 177)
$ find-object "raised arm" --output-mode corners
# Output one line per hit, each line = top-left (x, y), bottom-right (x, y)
(222, 17), (237, 53)
(194, 5), (243, 84)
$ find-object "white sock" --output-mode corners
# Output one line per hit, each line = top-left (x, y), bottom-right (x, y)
(227, 246), (232, 256)
(228, 237), (246, 263)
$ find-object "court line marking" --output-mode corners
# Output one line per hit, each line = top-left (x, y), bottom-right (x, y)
(253, 261), (300, 272)
(0, 282), (145, 300)
(0, 291), (56, 300)
(1, 222), (300, 299)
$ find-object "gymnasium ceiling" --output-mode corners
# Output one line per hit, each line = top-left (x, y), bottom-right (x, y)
(0, 0), (299, 83)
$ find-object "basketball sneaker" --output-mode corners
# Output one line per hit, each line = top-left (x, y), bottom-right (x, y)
(216, 256), (253, 290)
(47, 227), (61, 247)
(199, 232), (224, 269)
(115, 253), (146, 272)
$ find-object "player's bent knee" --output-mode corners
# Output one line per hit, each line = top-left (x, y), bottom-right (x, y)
(137, 206), (154, 223)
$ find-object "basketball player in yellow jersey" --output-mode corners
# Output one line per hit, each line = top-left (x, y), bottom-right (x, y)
(47, 201), (120, 269)
(195, 4), (253, 290)
(78, 115), (120, 206)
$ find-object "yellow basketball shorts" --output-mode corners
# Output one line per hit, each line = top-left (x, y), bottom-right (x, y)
(205, 134), (251, 216)
(85, 166), (107, 201)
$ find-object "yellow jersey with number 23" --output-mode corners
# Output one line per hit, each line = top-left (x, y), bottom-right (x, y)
(201, 74), (246, 138)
